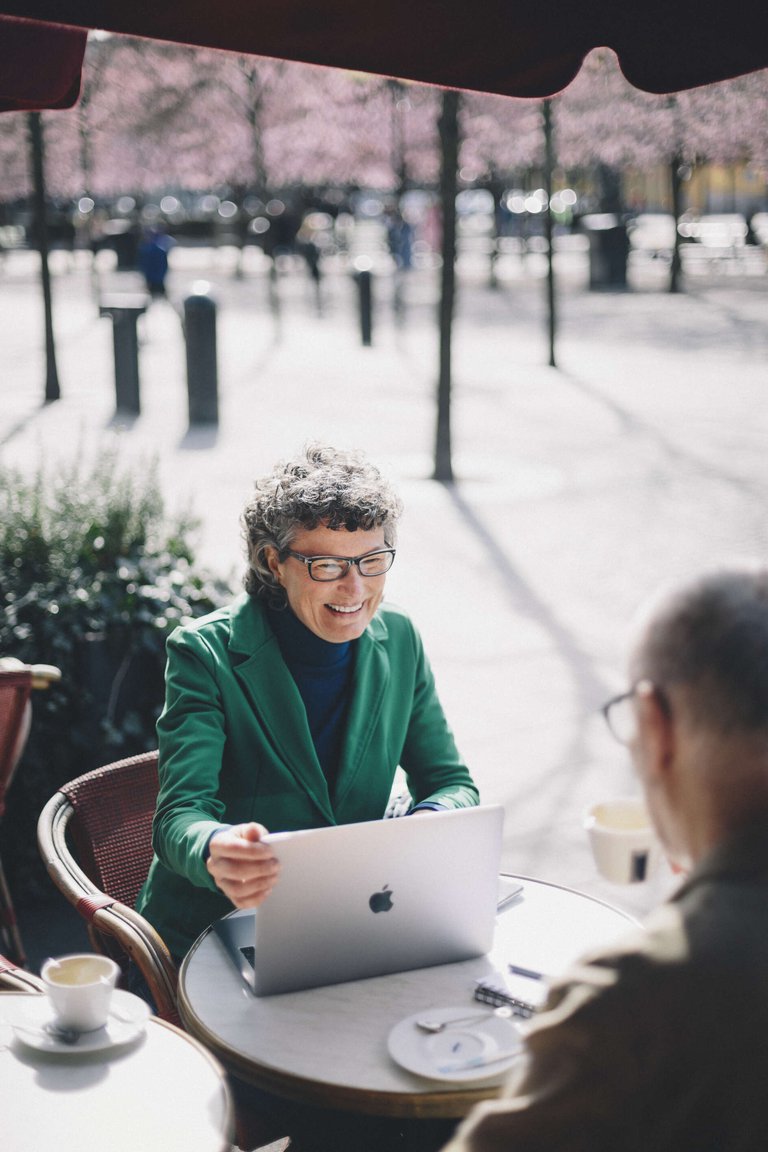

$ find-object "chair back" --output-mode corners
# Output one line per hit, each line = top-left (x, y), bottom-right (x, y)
(62, 751), (159, 912)
(38, 750), (180, 1023)
(0, 668), (32, 812)
(0, 951), (45, 992)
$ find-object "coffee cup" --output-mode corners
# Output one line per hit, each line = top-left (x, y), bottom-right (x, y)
(41, 953), (120, 1032)
(584, 797), (661, 884)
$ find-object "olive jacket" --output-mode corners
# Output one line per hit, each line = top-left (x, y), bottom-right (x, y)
(443, 813), (768, 1152)
(136, 594), (478, 957)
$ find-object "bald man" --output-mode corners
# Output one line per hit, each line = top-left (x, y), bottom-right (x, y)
(443, 563), (768, 1152)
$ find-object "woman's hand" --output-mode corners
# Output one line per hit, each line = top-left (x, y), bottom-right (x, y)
(206, 822), (280, 909)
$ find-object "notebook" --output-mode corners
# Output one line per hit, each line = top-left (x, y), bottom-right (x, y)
(212, 804), (504, 996)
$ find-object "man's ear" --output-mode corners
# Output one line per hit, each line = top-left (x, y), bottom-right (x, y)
(635, 681), (675, 781)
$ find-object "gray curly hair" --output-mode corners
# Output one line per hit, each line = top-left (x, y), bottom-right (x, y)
(242, 444), (404, 607)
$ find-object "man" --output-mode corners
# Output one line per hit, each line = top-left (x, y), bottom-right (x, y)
(443, 562), (768, 1151)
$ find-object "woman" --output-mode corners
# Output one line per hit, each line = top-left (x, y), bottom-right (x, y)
(137, 444), (478, 961)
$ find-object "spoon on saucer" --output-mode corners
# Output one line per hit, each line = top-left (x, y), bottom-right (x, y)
(44, 1022), (80, 1045)
(416, 1006), (512, 1033)
(11, 1020), (81, 1045)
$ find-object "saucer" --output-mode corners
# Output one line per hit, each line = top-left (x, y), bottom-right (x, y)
(12, 989), (150, 1054)
(388, 1005), (524, 1083)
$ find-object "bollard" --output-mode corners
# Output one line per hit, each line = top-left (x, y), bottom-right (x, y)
(354, 259), (373, 347)
(184, 286), (219, 424)
(99, 292), (149, 415)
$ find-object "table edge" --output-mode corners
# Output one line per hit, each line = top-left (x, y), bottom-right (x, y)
(1, 992), (235, 1149)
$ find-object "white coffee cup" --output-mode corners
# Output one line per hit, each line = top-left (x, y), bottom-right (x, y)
(584, 797), (661, 884)
(41, 953), (120, 1032)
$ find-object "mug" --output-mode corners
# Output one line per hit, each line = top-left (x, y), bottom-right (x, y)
(584, 797), (661, 884)
(41, 953), (120, 1032)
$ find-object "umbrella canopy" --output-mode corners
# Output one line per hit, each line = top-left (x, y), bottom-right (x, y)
(0, 17), (86, 112)
(1, 0), (767, 113)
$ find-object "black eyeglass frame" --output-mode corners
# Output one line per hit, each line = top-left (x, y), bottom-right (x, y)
(600, 680), (671, 745)
(282, 547), (396, 582)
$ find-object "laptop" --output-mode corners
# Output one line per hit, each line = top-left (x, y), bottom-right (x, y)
(213, 803), (504, 996)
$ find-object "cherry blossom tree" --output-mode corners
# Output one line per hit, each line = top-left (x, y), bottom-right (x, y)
(4, 40), (765, 226)
(552, 49), (768, 289)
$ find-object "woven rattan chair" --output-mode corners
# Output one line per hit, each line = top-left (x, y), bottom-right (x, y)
(0, 660), (61, 966)
(37, 750), (180, 1024)
(0, 951), (46, 992)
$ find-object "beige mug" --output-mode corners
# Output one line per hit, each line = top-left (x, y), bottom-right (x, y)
(41, 953), (120, 1032)
(584, 797), (661, 884)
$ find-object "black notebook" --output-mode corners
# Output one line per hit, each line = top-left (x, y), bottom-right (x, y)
(474, 967), (549, 1019)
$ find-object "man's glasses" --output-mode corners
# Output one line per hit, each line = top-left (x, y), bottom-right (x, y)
(283, 548), (396, 582)
(601, 689), (638, 745)
(600, 681), (670, 745)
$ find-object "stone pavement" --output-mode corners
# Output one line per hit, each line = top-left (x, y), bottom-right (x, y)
(2, 237), (767, 950)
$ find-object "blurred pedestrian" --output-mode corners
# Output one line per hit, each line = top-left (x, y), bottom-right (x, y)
(138, 226), (173, 297)
(386, 207), (414, 270)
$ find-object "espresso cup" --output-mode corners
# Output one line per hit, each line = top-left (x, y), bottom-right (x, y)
(41, 953), (120, 1032)
(584, 797), (661, 884)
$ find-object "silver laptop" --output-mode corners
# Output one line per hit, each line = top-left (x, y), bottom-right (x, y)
(213, 804), (504, 996)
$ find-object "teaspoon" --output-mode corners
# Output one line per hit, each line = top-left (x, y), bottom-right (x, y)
(415, 1006), (512, 1033)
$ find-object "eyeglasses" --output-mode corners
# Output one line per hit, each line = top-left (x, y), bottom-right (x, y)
(283, 548), (396, 582)
(600, 680), (670, 745)
(601, 688), (639, 745)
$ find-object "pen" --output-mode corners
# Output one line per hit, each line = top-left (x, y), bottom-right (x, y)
(438, 1047), (524, 1074)
(508, 963), (543, 981)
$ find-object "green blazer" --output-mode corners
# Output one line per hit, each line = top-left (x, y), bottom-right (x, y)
(136, 594), (478, 956)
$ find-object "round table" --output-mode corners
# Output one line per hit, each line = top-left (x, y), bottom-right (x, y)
(1, 993), (233, 1152)
(178, 874), (636, 1119)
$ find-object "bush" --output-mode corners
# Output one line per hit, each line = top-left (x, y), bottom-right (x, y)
(0, 449), (232, 897)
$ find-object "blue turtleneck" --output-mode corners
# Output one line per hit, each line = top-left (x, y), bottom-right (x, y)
(267, 606), (354, 793)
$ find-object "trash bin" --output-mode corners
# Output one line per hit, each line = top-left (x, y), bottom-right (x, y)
(580, 213), (629, 289)
(101, 219), (140, 271)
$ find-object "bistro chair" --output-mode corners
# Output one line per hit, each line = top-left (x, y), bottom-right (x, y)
(37, 750), (180, 1024)
(0, 951), (45, 993)
(0, 660), (61, 966)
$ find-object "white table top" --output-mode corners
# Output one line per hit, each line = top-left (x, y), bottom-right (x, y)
(179, 874), (637, 1118)
(1, 993), (233, 1152)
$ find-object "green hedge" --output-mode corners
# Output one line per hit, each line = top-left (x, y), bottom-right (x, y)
(0, 449), (232, 898)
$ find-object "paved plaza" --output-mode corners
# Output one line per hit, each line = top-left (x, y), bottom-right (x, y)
(2, 236), (768, 937)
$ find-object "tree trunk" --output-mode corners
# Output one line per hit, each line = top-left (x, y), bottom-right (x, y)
(669, 155), (684, 294)
(388, 78), (408, 202)
(433, 89), (460, 484)
(485, 169), (503, 291)
(542, 99), (557, 368)
(27, 112), (60, 403)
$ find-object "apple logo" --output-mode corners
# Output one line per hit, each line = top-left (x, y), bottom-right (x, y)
(369, 884), (394, 913)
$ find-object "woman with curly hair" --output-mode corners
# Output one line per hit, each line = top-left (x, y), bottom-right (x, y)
(137, 443), (478, 961)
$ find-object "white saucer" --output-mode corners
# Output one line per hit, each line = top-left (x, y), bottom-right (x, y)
(388, 1005), (524, 1083)
(12, 989), (151, 1054)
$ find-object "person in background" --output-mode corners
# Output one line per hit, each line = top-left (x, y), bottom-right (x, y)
(442, 561), (768, 1152)
(386, 206), (414, 270)
(137, 225), (172, 296)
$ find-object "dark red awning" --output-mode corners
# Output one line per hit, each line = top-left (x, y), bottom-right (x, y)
(0, 16), (86, 111)
(1, 0), (767, 113)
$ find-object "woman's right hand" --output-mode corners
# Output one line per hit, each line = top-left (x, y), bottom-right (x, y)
(206, 823), (280, 909)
